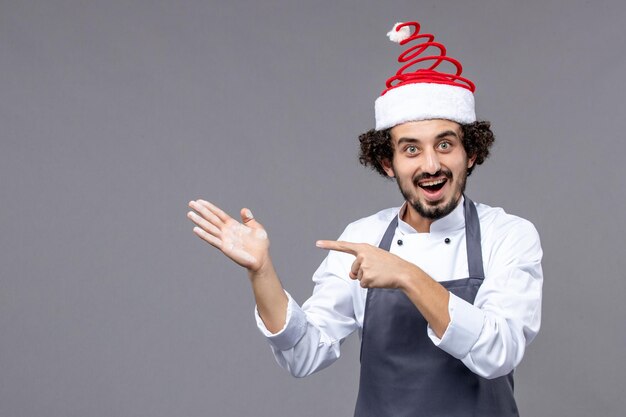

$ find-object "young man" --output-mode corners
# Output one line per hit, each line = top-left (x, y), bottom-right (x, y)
(188, 21), (542, 417)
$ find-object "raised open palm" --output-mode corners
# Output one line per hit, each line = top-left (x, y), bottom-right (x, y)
(187, 199), (270, 272)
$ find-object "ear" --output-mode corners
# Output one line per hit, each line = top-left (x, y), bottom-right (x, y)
(381, 158), (395, 178)
(467, 154), (477, 169)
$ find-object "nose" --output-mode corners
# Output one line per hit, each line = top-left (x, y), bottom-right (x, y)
(423, 149), (441, 174)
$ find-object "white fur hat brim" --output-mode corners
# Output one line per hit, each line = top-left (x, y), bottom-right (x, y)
(375, 83), (476, 130)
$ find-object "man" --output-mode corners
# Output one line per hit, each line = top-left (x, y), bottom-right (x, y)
(187, 21), (542, 417)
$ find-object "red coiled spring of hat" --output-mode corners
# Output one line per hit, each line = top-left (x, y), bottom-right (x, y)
(382, 21), (475, 95)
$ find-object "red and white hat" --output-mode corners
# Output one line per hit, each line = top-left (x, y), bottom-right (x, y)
(375, 21), (476, 131)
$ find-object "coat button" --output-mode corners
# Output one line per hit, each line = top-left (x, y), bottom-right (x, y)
(397, 239), (403, 246)
(444, 238), (451, 244)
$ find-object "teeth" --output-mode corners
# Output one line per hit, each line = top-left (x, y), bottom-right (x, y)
(420, 178), (446, 187)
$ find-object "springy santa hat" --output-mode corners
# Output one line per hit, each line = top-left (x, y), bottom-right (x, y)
(375, 21), (476, 131)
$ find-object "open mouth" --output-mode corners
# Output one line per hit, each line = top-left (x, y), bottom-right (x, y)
(418, 178), (448, 193)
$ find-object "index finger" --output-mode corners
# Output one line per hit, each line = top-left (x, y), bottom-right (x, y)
(316, 240), (361, 255)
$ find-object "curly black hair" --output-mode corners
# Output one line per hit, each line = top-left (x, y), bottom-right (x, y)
(358, 121), (495, 177)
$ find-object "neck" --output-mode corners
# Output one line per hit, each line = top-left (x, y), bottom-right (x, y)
(402, 204), (434, 233)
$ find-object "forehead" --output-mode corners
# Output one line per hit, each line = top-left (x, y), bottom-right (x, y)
(389, 119), (462, 143)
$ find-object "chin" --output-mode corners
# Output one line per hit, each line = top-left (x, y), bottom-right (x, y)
(412, 194), (460, 220)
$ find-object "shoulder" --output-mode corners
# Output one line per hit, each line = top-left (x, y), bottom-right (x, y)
(338, 206), (400, 245)
(474, 201), (542, 261)
(475, 202), (539, 238)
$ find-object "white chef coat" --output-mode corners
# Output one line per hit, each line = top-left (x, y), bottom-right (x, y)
(255, 198), (543, 379)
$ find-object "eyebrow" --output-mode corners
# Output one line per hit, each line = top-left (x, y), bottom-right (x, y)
(396, 130), (459, 145)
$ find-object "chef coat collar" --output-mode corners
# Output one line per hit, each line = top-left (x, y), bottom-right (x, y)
(397, 196), (466, 235)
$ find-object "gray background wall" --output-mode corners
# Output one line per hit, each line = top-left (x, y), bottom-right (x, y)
(1, 0), (624, 416)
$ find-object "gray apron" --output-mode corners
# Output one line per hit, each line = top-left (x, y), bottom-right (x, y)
(354, 197), (518, 417)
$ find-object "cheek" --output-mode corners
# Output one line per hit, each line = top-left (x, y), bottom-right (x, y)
(443, 152), (470, 174)
(392, 164), (414, 180)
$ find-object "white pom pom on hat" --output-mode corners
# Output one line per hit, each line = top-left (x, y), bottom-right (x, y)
(386, 22), (411, 43)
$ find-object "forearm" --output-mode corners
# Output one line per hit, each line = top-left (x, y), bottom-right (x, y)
(400, 266), (451, 338)
(249, 258), (289, 334)
(427, 222), (544, 378)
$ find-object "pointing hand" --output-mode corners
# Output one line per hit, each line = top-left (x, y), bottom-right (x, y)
(316, 240), (418, 289)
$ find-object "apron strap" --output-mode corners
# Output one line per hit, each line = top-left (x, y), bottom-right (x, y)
(463, 196), (485, 279)
(378, 216), (398, 251)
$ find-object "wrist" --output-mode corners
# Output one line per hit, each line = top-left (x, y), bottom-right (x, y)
(397, 264), (422, 292)
(248, 255), (274, 280)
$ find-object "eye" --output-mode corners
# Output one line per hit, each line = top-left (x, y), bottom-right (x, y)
(406, 145), (418, 154)
(438, 141), (451, 150)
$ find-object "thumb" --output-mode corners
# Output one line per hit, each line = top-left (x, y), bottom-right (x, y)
(240, 208), (263, 229)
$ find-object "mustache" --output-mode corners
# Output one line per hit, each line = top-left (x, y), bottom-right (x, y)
(413, 169), (452, 185)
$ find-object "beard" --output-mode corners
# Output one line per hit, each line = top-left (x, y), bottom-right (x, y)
(395, 166), (468, 221)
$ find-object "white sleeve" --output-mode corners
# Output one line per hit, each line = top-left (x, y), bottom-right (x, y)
(255, 248), (360, 378)
(427, 219), (543, 379)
